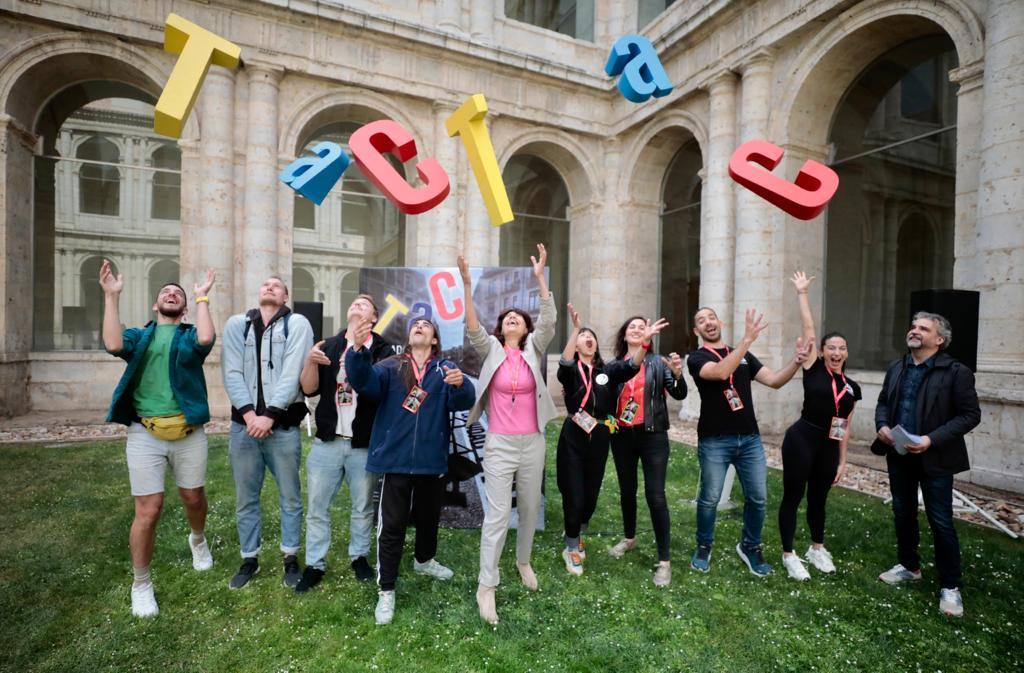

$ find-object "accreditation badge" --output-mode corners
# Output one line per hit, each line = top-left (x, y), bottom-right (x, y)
(829, 416), (849, 441)
(336, 383), (354, 407)
(619, 398), (639, 424)
(571, 409), (598, 434)
(724, 387), (745, 412)
(402, 384), (428, 414)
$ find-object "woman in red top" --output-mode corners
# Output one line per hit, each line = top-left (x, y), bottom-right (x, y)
(607, 316), (687, 587)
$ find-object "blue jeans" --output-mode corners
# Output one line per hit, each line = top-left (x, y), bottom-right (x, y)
(305, 437), (376, 569)
(229, 422), (303, 558)
(696, 434), (768, 548)
(887, 453), (961, 589)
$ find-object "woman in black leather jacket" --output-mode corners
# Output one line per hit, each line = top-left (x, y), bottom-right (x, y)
(607, 315), (687, 587)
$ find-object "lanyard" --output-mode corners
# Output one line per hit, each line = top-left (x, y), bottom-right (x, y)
(577, 360), (594, 410)
(702, 345), (734, 389)
(505, 348), (525, 403)
(408, 354), (431, 387)
(829, 369), (849, 415)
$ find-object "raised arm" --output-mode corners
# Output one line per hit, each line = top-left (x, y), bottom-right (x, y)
(99, 259), (125, 353)
(698, 309), (765, 381)
(530, 243), (557, 352)
(753, 338), (811, 389)
(791, 271), (817, 368)
(561, 302), (582, 362)
(458, 254), (480, 334)
(300, 340), (329, 396)
(192, 268), (217, 347)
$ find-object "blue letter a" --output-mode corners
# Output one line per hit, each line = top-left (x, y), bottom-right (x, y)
(605, 34), (673, 103)
(279, 141), (350, 205)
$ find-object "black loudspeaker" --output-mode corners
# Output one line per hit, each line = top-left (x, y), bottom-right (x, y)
(909, 290), (979, 372)
(294, 301), (324, 343)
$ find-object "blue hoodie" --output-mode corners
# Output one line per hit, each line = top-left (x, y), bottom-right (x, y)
(345, 348), (476, 475)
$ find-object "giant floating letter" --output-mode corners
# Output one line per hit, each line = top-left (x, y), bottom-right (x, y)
(445, 94), (513, 226)
(374, 293), (410, 335)
(604, 34), (673, 103)
(279, 142), (350, 205)
(428, 271), (464, 321)
(349, 120), (450, 215)
(154, 13), (241, 138)
(728, 140), (839, 220)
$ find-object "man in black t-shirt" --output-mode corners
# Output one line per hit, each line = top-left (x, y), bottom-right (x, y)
(687, 306), (809, 577)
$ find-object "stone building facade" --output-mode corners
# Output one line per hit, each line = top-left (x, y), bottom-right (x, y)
(0, 0), (1021, 492)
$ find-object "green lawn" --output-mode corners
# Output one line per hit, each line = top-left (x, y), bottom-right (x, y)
(1, 424), (1020, 673)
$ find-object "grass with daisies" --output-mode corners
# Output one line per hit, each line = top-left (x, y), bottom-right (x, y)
(0, 422), (1021, 673)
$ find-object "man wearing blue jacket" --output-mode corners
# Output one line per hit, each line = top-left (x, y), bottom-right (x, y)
(346, 316), (476, 625)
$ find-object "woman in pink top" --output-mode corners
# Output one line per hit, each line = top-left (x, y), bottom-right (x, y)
(458, 244), (557, 626)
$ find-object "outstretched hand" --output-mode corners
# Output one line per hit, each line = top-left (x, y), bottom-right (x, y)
(307, 340), (331, 366)
(530, 243), (547, 278)
(642, 317), (669, 343)
(442, 365), (464, 388)
(457, 255), (471, 285)
(350, 316), (373, 348)
(194, 268), (216, 297)
(793, 337), (812, 364)
(742, 308), (768, 345)
(790, 270), (815, 294)
(99, 259), (123, 295)
(567, 303), (581, 330)
(662, 352), (683, 378)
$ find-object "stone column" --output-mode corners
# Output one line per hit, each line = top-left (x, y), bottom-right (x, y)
(732, 50), (778, 354)
(975, 0), (1024, 373)
(242, 62), (283, 305)
(699, 70), (738, 343)
(949, 62), (984, 290)
(196, 68), (236, 326)
(177, 138), (202, 282)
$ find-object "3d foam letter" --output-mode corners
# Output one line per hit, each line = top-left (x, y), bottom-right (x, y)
(604, 34), (673, 103)
(728, 140), (839, 220)
(410, 302), (434, 323)
(445, 94), (513, 226)
(279, 142), (350, 205)
(428, 271), (464, 321)
(374, 293), (410, 335)
(154, 13), (241, 138)
(348, 120), (450, 215)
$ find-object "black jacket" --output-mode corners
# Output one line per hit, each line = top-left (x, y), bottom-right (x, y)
(871, 351), (981, 476)
(308, 331), (395, 446)
(612, 352), (688, 432)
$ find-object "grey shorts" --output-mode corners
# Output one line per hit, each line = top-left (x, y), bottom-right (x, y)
(125, 423), (208, 496)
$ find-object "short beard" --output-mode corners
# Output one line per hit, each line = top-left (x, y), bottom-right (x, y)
(158, 305), (184, 319)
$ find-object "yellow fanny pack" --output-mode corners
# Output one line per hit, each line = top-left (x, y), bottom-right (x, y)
(140, 413), (196, 441)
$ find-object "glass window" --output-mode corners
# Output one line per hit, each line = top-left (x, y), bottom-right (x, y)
(824, 35), (957, 370)
(505, 0), (595, 41)
(500, 154), (570, 352)
(292, 267), (316, 303)
(150, 143), (181, 220)
(35, 94), (180, 350)
(638, 0), (678, 28)
(659, 139), (702, 355)
(291, 121), (406, 339)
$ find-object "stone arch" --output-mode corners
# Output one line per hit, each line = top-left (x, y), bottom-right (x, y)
(619, 110), (708, 204)
(497, 129), (597, 209)
(773, 0), (983, 148)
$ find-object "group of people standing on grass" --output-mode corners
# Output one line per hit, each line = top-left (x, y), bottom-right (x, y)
(100, 242), (981, 626)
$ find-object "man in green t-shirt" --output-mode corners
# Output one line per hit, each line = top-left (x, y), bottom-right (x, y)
(101, 259), (217, 618)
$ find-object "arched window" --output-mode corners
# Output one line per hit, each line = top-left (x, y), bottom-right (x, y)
(824, 35), (957, 369)
(77, 136), (120, 216)
(148, 260), (180, 305)
(150, 144), (181, 220)
(67, 256), (115, 349)
(292, 267), (316, 303)
(291, 119), (406, 339)
(505, 1), (594, 41)
(500, 154), (570, 352)
(659, 139), (702, 355)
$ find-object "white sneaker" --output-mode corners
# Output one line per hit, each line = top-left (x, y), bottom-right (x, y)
(562, 548), (584, 576)
(652, 562), (672, 587)
(878, 563), (923, 585)
(413, 558), (454, 580)
(130, 583), (159, 618)
(805, 546), (836, 574)
(782, 554), (810, 581)
(939, 588), (964, 617)
(608, 538), (637, 558)
(375, 590), (396, 625)
(189, 534), (214, 571)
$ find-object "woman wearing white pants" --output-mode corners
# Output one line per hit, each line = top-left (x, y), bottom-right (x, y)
(458, 244), (557, 626)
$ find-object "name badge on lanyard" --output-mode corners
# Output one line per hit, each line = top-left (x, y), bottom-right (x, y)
(828, 369), (850, 441)
(704, 345), (744, 412)
(402, 355), (430, 414)
(336, 345), (355, 406)
(572, 360), (598, 433)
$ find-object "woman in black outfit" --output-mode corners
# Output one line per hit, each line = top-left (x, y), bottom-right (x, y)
(778, 271), (861, 581)
(607, 315), (687, 587)
(555, 304), (639, 576)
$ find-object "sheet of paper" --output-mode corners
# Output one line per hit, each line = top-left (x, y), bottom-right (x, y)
(891, 424), (924, 456)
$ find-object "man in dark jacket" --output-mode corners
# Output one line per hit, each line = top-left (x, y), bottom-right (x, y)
(295, 294), (394, 591)
(872, 311), (981, 618)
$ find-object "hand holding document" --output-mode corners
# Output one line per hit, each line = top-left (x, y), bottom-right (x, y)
(891, 425), (924, 456)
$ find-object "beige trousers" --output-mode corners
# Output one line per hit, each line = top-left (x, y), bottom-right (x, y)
(477, 431), (547, 587)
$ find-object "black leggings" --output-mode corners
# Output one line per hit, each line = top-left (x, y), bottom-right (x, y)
(611, 427), (671, 561)
(556, 420), (611, 542)
(778, 418), (840, 553)
(376, 473), (444, 591)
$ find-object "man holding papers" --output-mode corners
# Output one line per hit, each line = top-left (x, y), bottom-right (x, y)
(872, 312), (980, 618)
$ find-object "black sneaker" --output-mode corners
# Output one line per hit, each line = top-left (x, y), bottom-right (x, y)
(351, 556), (374, 582)
(229, 558), (259, 589)
(736, 543), (773, 577)
(691, 544), (713, 572)
(283, 555), (302, 589)
(295, 566), (325, 594)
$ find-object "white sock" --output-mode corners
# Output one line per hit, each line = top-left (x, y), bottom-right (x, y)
(133, 566), (151, 588)
(190, 530), (205, 546)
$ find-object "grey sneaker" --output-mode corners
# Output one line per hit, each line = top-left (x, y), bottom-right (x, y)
(653, 562), (672, 587)
(878, 563), (922, 585)
(375, 590), (396, 625)
(736, 543), (773, 577)
(939, 588), (964, 617)
(608, 538), (637, 558)
(413, 558), (454, 580)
